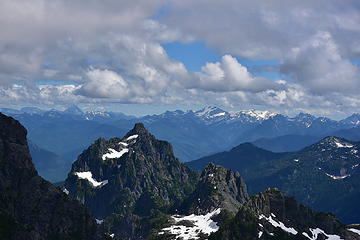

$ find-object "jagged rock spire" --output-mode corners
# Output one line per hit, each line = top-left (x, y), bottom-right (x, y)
(182, 163), (249, 215)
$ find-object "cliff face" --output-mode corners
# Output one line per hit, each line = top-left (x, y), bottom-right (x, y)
(0, 113), (97, 240)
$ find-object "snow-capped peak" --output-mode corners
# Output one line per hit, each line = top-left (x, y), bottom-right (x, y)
(195, 106), (227, 118)
(341, 113), (360, 126)
(324, 137), (354, 148)
(230, 109), (277, 121)
(194, 106), (277, 124)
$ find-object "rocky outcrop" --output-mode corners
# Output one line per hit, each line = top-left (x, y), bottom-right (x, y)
(64, 123), (198, 239)
(182, 163), (249, 215)
(0, 113), (98, 240)
(210, 188), (360, 240)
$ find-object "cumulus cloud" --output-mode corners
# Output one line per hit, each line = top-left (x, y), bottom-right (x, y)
(78, 69), (130, 99)
(0, 0), (165, 84)
(0, 84), (83, 106)
(281, 31), (360, 93)
(192, 55), (282, 92)
(163, 0), (360, 59)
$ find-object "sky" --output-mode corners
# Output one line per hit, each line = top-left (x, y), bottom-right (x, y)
(1, 0), (360, 118)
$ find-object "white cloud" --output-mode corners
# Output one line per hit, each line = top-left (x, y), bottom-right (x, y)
(163, 0), (360, 59)
(0, 0), (165, 84)
(78, 69), (130, 99)
(1, 0), (360, 117)
(192, 55), (282, 92)
(0, 84), (83, 106)
(281, 31), (360, 93)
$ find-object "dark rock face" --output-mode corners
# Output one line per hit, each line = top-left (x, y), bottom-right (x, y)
(210, 188), (360, 240)
(182, 163), (249, 215)
(0, 113), (97, 240)
(64, 123), (198, 239)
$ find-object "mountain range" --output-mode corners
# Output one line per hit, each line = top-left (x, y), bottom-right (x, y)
(3, 105), (360, 183)
(1, 113), (360, 239)
(62, 121), (360, 239)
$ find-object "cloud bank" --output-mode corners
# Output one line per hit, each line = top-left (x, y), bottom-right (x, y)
(0, 0), (360, 116)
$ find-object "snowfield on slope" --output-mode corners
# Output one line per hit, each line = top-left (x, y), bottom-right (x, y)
(259, 213), (298, 235)
(159, 208), (221, 240)
(102, 148), (129, 160)
(74, 171), (108, 188)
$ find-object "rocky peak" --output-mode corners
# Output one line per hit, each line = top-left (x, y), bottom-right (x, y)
(341, 113), (360, 126)
(0, 113), (36, 178)
(65, 123), (198, 219)
(249, 188), (357, 238)
(126, 122), (149, 136)
(294, 112), (316, 120)
(304, 136), (355, 151)
(182, 163), (249, 215)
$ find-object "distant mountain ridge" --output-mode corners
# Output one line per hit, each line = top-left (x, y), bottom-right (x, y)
(252, 134), (322, 152)
(187, 142), (287, 173)
(4, 105), (360, 182)
(28, 141), (69, 182)
(2, 112), (360, 239)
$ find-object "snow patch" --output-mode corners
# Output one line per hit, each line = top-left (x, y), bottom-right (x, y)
(302, 228), (343, 240)
(333, 139), (353, 148)
(160, 208), (221, 240)
(119, 142), (128, 147)
(102, 148), (129, 160)
(325, 173), (350, 180)
(230, 110), (277, 121)
(74, 171), (108, 188)
(211, 112), (226, 118)
(96, 219), (104, 224)
(126, 134), (138, 141)
(63, 188), (69, 195)
(348, 228), (360, 236)
(294, 159), (299, 162)
(259, 213), (298, 235)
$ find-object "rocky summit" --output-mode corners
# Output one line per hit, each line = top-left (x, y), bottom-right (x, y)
(181, 163), (249, 215)
(0, 113), (97, 240)
(64, 123), (198, 239)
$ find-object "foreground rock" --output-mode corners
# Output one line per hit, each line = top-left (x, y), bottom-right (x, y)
(0, 113), (98, 240)
(210, 189), (360, 240)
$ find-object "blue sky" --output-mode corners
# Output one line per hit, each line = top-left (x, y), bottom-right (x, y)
(0, 0), (360, 119)
(163, 41), (282, 79)
(163, 41), (220, 72)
